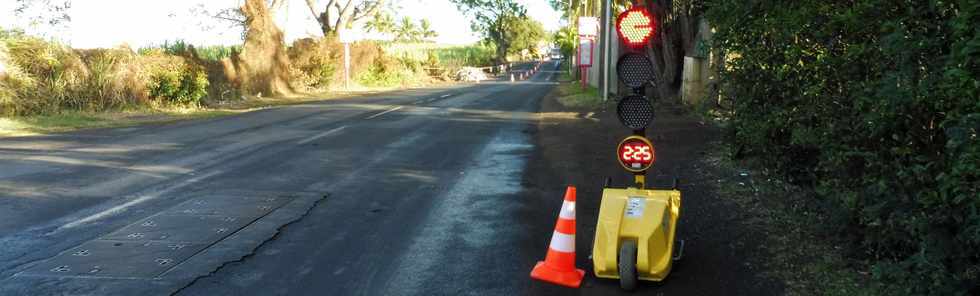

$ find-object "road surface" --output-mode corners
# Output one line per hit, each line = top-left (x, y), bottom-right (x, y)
(0, 61), (780, 295)
(0, 62), (569, 295)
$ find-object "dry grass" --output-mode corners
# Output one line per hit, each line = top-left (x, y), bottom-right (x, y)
(0, 26), (460, 136)
(0, 108), (240, 137)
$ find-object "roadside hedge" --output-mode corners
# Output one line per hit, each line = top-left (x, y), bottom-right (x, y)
(706, 0), (978, 294)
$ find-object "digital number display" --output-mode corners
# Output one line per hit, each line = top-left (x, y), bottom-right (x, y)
(617, 136), (655, 172)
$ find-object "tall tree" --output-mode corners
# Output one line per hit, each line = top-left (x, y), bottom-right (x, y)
(190, 0), (289, 40)
(501, 16), (545, 56)
(303, 0), (385, 36)
(235, 0), (294, 96)
(642, 0), (704, 101)
(449, 0), (527, 63)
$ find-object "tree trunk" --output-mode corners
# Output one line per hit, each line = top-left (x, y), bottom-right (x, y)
(236, 0), (294, 96)
(306, 0), (385, 37)
(644, 0), (701, 102)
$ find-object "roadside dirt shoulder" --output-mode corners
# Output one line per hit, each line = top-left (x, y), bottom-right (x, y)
(518, 89), (784, 294)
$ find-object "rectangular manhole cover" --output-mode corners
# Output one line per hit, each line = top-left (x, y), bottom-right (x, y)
(165, 195), (294, 218)
(103, 214), (254, 243)
(19, 240), (206, 279)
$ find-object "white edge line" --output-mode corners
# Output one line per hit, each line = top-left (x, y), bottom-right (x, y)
(365, 106), (404, 120)
(59, 170), (222, 230)
(297, 125), (347, 145)
(440, 94), (451, 98)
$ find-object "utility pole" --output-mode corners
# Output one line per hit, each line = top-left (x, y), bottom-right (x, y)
(602, 0), (612, 102)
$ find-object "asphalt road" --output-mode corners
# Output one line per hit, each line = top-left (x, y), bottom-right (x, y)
(0, 62), (577, 295)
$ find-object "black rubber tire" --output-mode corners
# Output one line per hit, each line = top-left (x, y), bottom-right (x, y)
(619, 240), (638, 291)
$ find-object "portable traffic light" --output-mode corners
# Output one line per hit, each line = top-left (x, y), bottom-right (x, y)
(613, 6), (659, 178)
(615, 7), (657, 49)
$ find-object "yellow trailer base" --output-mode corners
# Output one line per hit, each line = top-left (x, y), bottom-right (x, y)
(592, 187), (681, 282)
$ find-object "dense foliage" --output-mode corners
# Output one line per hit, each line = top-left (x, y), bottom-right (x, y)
(145, 57), (209, 105)
(450, 0), (546, 62)
(706, 0), (978, 294)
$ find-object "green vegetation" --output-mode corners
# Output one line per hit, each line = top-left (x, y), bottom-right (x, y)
(3, 1), (479, 135)
(450, 0), (547, 62)
(140, 40), (241, 62)
(146, 61), (209, 105)
(356, 54), (426, 87)
(384, 43), (496, 68)
(0, 30), (227, 116)
(553, 74), (601, 109)
(709, 142), (868, 296)
(552, 26), (576, 59)
(706, 0), (979, 294)
(0, 27), (464, 123)
(1, 31), (147, 116)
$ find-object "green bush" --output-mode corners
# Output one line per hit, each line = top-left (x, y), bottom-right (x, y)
(707, 0), (978, 294)
(148, 64), (208, 105)
(356, 55), (423, 87)
(308, 55), (336, 88)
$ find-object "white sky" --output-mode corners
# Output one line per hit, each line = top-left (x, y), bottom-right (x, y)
(0, 0), (562, 48)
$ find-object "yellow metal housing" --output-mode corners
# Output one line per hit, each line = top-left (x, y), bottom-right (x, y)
(592, 187), (681, 282)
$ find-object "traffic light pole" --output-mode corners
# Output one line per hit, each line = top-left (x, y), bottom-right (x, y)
(633, 128), (646, 189)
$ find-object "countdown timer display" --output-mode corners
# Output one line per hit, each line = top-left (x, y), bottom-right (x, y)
(617, 135), (656, 172)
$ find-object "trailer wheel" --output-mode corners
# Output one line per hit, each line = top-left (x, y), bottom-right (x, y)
(619, 240), (638, 291)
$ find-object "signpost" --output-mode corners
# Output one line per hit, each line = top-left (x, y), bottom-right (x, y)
(338, 29), (363, 91)
(578, 16), (600, 90)
(578, 17), (599, 37)
(578, 38), (594, 89)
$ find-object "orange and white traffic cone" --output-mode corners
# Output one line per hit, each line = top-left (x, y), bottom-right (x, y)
(531, 186), (585, 288)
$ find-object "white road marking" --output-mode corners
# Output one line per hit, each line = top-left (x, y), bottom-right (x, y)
(59, 170), (222, 230)
(366, 106), (404, 119)
(297, 126), (347, 145)
(440, 94), (451, 98)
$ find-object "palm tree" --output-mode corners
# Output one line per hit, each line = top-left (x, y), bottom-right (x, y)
(419, 19), (438, 42)
(364, 13), (395, 34)
(394, 16), (419, 42)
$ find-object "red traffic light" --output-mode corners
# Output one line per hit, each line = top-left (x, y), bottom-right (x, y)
(617, 136), (656, 172)
(615, 7), (656, 49)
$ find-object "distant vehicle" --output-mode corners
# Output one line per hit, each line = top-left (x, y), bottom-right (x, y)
(550, 48), (562, 60)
